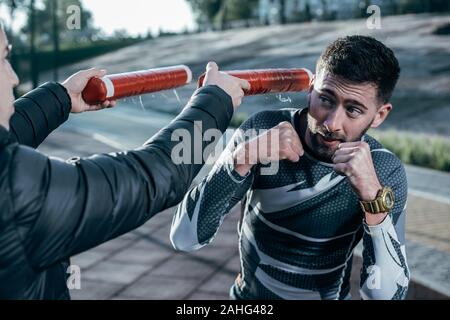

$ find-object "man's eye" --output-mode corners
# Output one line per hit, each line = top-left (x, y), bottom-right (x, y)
(319, 95), (333, 106)
(347, 106), (363, 117)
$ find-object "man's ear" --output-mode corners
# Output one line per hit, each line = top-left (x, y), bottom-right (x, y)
(371, 103), (392, 128)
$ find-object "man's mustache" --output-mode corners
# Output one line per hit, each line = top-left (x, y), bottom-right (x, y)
(314, 127), (346, 142)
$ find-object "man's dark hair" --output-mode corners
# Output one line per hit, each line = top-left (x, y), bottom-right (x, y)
(316, 35), (400, 104)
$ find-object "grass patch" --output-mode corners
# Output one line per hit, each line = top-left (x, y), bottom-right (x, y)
(370, 129), (450, 172)
(230, 113), (248, 129)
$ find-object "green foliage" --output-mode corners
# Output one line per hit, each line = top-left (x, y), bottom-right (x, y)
(187, 0), (259, 29)
(225, 0), (258, 21)
(398, 0), (450, 13)
(290, 1), (312, 23)
(187, 0), (223, 23)
(0, 0), (142, 86)
(229, 113), (247, 129)
(13, 38), (143, 81)
(19, 0), (98, 47)
(370, 129), (450, 172)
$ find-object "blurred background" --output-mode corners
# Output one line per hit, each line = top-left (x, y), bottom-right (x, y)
(1, 0), (449, 300)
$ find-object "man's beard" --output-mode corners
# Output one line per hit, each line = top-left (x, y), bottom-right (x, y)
(306, 108), (371, 162)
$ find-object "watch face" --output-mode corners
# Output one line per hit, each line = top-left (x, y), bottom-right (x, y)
(384, 189), (395, 209)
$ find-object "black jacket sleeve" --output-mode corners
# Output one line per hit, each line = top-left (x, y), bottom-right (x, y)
(9, 82), (71, 148)
(9, 85), (234, 271)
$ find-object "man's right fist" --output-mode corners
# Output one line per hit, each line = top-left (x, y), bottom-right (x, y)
(202, 61), (250, 110)
(233, 121), (304, 176)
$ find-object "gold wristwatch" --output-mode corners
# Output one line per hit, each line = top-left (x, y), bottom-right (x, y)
(359, 186), (395, 214)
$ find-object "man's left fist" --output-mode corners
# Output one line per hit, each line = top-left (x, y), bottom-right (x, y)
(332, 141), (382, 202)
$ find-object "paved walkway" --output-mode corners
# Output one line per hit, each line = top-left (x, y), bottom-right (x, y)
(70, 206), (240, 300)
(38, 128), (450, 300)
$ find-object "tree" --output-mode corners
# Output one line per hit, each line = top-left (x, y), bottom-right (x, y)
(187, 0), (259, 30)
(50, 0), (59, 80)
(291, 0), (312, 23)
(320, 0), (328, 20)
(21, 0), (99, 47)
(113, 29), (130, 40)
(29, 0), (38, 88)
(304, 1), (312, 22)
(186, 0), (223, 29)
(226, 0), (258, 20)
(0, 0), (25, 25)
(354, 0), (370, 18)
(1, 0), (99, 87)
(279, 0), (286, 25)
(400, 0), (450, 13)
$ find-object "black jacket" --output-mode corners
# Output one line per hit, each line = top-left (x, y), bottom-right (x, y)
(0, 82), (234, 300)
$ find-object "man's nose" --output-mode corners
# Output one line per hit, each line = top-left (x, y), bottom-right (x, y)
(11, 69), (19, 87)
(323, 108), (345, 132)
(7, 61), (19, 87)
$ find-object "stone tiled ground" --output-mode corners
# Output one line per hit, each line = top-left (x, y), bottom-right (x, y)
(406, 196), (450, 254)
(70, 206), (241, 300)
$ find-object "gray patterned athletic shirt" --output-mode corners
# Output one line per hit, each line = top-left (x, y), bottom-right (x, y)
(170, 108), (410, 300)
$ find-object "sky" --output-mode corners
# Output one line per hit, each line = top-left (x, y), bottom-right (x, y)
(82, 0), (196, 36)
(0, 0), (196, 37)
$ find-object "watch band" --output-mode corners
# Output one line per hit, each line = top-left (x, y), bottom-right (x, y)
(360, 199), (385, 214)
(359, 187), (394, 214)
